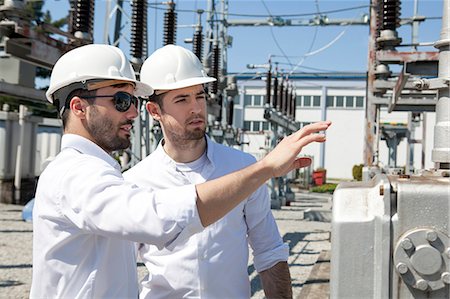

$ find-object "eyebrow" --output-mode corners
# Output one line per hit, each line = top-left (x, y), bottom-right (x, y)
(173, 90), (206, 100)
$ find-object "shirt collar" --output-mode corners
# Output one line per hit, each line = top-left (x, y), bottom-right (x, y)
(155, 135), (215, 169)
(61, 134), (121, 171)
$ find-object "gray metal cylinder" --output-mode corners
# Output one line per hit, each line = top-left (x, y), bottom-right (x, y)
(432, 0), (450, 168)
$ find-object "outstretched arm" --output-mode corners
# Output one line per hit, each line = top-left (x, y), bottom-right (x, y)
(196, 121), (331, 226)
(260, 261), (293, 299)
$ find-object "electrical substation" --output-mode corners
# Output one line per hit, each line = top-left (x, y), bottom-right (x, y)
(0, 0), (449, 297)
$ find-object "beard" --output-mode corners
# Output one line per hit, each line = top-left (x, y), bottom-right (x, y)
(85, 106), (132, 152)
(164, 114), (206, 144)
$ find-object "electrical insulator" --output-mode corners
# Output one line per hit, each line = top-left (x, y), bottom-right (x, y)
(273, 76), (278, 110)
(163, 2), (177, 45)
(292, 91), (297, 120)
(210, 43), (220, 95)
(217, 94), (223, 122)
(131, 0), (146, 61)
(380, 0), (401, 31)
(283, 81), (289, 115)
(287, 86), (291, 117)
(71, 0), (94, 40)
(227, 98), (234, 126)
(278, 77), (284, 113)
(265, 69), (272, 106)
(192, 29), (204, 61)
(291, 89), (296, 120)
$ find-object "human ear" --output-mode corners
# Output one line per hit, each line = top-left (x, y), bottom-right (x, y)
(69, 97), (87, 118)
(146, 101), (161, 120)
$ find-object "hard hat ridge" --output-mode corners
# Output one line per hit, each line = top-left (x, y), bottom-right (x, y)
(140, 44), (216, 91)
(45, 44), (153, 105)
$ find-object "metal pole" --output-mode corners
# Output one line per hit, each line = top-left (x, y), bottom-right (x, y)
(412, 0), (419, 51)
(432, 0), (450, 169)
(364, 0), (379, 166)
(14, 105), (27, 204)
(320, 86), (327, 168)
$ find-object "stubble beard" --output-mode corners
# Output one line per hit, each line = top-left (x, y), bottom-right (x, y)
(86, 106), (132, 152)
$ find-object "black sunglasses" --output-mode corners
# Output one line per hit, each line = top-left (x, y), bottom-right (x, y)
(82, 91), (139, 112)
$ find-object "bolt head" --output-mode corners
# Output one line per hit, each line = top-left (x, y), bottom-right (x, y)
(401, 238), (413, 250)
(416, 279), (428, 291)
(396, 263), (408, 274)
(442, 272), (450, 284)
(426, 231), (438, 242)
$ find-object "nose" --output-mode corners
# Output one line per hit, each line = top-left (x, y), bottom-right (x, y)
(190, 96), (203, 114)
(126, 101), (139, 119)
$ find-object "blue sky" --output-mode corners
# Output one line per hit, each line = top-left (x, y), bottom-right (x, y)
(43, 0), (443, 75)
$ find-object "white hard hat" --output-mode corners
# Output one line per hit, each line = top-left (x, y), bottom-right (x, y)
(140, 44), (216, 92)
(46, 44), (153, 104)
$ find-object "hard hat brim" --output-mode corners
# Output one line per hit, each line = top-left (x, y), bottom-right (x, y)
(152, 76), (216, 91)
(46, 76), (154, 103)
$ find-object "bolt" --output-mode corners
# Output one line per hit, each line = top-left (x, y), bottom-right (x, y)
(414, 79), (429, 90)
(442, 272), (450, 284)
(415, 279), (428, 291)
(396, 263), (409, 274)
(401, 238), (413, 250)
(426, 231), (438, 242)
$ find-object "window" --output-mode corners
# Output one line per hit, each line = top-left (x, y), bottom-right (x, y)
(296, 96), (302, 106)
(262, 121), (269, 130)
(326, 96), (334, 107)
(244, 95), (252, 106)
(303, 96), (311, 107)
(234, 95), (240, 105)
(346, 96), (354, 108)
(253, 121), (260, 131)
(336, 96), (344, 107)
(254, 95), (262, 106)
(356, 96), (364, 107)
(243, 121), (251, 131)
(313, 96), (321, 107)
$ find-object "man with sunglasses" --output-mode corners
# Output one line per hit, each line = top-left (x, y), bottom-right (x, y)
(124, 45), (321, 299)
(31, 43), (331, 298)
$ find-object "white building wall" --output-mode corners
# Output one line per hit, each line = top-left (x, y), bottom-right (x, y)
(235, 77), (437, 180)
(325, 109), (365, 179)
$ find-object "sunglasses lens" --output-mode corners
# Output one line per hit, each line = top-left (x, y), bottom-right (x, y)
(113, 92), (138, 112)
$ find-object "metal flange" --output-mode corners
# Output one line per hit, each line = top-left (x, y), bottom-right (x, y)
(394, 228), (450, 292)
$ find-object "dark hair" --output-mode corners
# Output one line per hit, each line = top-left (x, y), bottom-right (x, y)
(60, 88), (96, 129)
(147, 92), (166, 110)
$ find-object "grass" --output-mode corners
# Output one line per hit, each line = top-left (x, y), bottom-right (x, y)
(310, 183), (338, 194)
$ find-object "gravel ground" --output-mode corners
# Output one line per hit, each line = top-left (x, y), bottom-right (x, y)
(0, 189), (331, 299)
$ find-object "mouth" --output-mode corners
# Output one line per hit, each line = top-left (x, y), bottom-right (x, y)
(188, 118), (205, 126)
(120, 124), (133, 135)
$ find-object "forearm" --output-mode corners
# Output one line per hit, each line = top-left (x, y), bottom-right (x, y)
(260, 261), (293, 299)
(196, 120), (331, 227)
(195, 159), (271, 227)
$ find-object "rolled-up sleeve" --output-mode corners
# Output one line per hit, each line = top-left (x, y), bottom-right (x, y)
(245, 184), (289, 272)
(58, 158), (204, 250)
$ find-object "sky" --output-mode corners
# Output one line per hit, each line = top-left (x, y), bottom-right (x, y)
(41, 0), (443, 76)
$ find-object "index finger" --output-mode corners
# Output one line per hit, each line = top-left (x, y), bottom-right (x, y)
(294, 121), (332, 140)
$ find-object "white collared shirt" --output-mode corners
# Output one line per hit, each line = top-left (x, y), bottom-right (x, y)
(124, 136), (288, 299)
(30, 134), (203, 299)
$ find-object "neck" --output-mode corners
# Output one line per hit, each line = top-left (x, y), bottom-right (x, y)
(163, 136), (207, 163)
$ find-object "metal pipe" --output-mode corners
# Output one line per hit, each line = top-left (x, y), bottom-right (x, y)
(14, 105), (27, 204)
(432, 0), (450, 169)
(320, 86), (327, 169)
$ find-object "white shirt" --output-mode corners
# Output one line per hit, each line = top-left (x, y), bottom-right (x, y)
(30, 134), (204, 299)
(124, 136), (289, 299)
